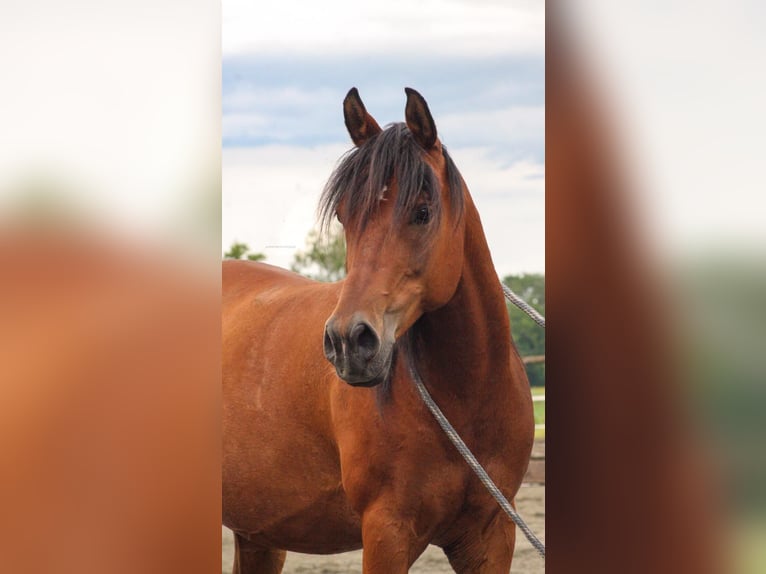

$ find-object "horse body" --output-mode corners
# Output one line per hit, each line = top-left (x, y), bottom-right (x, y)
(222, 88), (534, 573)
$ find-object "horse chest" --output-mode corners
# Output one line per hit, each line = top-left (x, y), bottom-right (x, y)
(332, 396), (515, 525)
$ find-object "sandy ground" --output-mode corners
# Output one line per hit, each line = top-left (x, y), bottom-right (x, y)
(222, 484), (544, 573)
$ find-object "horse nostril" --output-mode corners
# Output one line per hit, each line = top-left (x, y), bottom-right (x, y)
(349, 321), (380, 360)
(323, 326), (336, 361)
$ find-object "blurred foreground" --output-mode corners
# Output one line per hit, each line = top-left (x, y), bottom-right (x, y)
(0, 2), (221, 572)
(547, 2), (765, 573)
(0, 225), (221, 574)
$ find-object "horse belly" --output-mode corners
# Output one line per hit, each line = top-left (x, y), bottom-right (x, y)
(223, 466), (363, 554)
(223, 410), (364, 553)
(223, 397), (365, 552)
(223, 394), (362, 552)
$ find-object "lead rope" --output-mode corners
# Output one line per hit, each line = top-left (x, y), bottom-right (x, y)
(501, 282), (545, 328)
(410, 280), (546, 560)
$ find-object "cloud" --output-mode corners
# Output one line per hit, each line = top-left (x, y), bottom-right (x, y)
(223, 53), (543, 114)
(223, 0), (544, 58)
(222, 144), (349, 270)
(439, 106), (544, 161)
(222, 55), (544, 163)
(451, 148), (545, 274)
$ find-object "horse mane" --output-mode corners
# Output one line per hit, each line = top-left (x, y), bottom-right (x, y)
(319, 122), (465, 237)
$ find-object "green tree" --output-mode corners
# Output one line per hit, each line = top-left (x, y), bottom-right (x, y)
(224, 241), (265, 261)
(503, 273), (545, 386)
(291, 228), (346, 282)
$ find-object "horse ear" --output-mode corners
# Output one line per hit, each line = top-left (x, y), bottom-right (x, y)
(343, 87), (382, 147)
(404, 87), (437, 150)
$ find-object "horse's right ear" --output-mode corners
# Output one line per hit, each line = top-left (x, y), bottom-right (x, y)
(343, 88), (382, 147)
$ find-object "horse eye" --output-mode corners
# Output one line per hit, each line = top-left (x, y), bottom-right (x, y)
(412, 205), (430, 225)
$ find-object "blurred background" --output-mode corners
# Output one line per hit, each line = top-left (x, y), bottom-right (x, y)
(546, 2), (765, 573)
(0, 2), (221, 573)
(0, 0), (221, 251)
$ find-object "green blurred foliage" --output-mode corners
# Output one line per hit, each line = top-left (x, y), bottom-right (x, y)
(682, 260), (766, 522)
(502, 274), (546, 387)
(290, 229), (346, 282)
(224, 241), (265, 261)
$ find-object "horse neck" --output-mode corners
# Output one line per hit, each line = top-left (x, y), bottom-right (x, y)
(412, 197), (513, 397)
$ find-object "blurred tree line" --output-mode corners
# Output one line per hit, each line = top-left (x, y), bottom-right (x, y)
(502, 274), (545, 387)
(224, 232), (544, 386)
(223, 242), (265, 261)
(290, 229), (346, 282)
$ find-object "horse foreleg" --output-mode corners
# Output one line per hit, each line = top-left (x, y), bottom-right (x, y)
(442, 513), (515, 574)
(232, 533), (286, 574)
(360, 506), (427, 574)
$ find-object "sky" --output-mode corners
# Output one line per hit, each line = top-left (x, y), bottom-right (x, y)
(222, 0), (545, 277)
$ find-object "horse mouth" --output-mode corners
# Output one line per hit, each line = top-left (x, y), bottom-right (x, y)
(342, 368), (388, 388)
(335, 363), (389, 387)
(333, 349), (393, 388)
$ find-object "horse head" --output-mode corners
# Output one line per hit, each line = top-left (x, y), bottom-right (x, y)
(322, 87), (466, 387)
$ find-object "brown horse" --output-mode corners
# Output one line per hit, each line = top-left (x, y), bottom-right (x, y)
(222, 88), (534, 573)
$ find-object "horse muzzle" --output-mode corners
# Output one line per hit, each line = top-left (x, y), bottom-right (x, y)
(323, 317), (392, 387)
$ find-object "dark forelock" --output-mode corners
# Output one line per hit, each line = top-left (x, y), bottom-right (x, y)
(318, 123), (464, 236)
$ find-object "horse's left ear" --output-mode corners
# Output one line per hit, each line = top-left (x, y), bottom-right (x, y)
(404, 87), (437, 150)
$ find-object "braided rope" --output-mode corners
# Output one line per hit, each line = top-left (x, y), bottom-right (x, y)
(410, 363), (546, 559)
(409, 279), (547, 560)
(501, 282), (545, 328)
